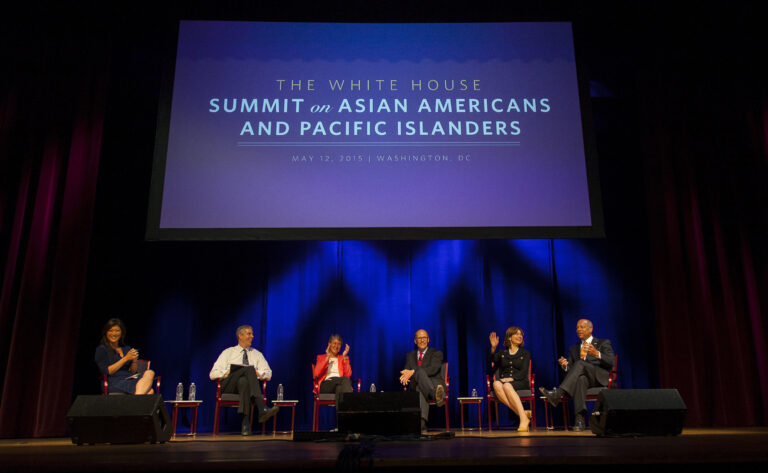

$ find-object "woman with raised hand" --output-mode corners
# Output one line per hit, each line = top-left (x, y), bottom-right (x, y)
(489, 326), (531, 431)
(313, 334), (353, 405)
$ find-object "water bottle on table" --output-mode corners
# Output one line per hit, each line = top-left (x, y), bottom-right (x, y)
(175, 382), (183, 401)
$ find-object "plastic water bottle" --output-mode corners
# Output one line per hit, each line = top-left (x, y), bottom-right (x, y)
(189, 382), (196, 401)
(277, 384), (284, 401)
(175, 382), (183, 401)
(369, 383), (376, 392)
(471, 388), (478, 397)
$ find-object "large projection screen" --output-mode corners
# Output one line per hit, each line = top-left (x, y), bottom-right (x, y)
(146, 21), (604, 240)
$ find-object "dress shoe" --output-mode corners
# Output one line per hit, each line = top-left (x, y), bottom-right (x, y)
(538, 387), (562, 407)
(517, 423), (530, 432)
(571, 415), (586, 432)
(258, 406), (279, 423)
(241, 416), (251, 436)
(434, 385), (446, 407)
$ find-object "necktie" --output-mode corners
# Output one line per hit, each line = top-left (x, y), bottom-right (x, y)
(581, 341), (588, 360)
(418, 351), (423, 366)
(242, 349), (249, 365)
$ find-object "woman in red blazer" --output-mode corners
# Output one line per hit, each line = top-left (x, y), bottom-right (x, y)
(313, 334), (353, 404)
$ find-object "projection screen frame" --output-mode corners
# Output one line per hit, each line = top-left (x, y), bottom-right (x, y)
(145, 19), (605, 241)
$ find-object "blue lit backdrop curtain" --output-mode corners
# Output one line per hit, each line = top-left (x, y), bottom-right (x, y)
(109, 239), (654, 432)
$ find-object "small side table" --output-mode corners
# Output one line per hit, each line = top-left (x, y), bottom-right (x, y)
(270, 400), (299, 435)
(165, 400), (203, 439)
(457, 397), (483, 431)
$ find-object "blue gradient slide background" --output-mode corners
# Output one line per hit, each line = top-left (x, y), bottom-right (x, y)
(159, 22), (591, 229)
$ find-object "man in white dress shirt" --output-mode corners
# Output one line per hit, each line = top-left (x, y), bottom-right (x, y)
(210, 325), (279, 435)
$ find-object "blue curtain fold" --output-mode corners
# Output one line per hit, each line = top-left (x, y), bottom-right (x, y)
(120, 239), (654, 432)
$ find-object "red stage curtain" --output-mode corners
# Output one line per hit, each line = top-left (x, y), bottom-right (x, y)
(640, 20), (768, 426)
(0, 18), (108, 438)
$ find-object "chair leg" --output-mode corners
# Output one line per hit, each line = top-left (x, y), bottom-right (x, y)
(530, 400), (537, 431)
(562, 402), (569, 430)
(495, 403), (500, 429)
(312, 400), (318, 432)
(445, 402), (450, 431)
(486, 400), (493, 432)
(314, 403), (336, 432)
(334, 404), (338, 431)
(213, 403), (221, 436)
(254, 399), (264, 435)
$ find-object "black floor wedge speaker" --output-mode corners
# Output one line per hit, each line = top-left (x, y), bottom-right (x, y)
(590, 389), (686, 437)
(67, 394), (171, 444)
(338, 392), (421, 436)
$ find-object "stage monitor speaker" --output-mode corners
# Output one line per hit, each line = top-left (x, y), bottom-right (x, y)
(338, 392), (421, 436)
(590, 389), (686, 437)
(67, 394), (171, 444)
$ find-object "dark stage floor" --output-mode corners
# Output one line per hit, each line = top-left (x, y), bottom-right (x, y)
(2, 429), (767, 472)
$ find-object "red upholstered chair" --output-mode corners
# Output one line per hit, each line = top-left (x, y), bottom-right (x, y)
(544, 354), (619, 430)
(312, 364), (361, 431)
(212, 377), (267, 435)
(101, 360), (161, 395)
(485, 361), (536, 431)
(401, 362), (450, 431)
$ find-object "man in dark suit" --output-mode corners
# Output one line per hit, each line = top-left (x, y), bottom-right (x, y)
(540, 319), (615, 431)
(399, 329), (446, 431)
